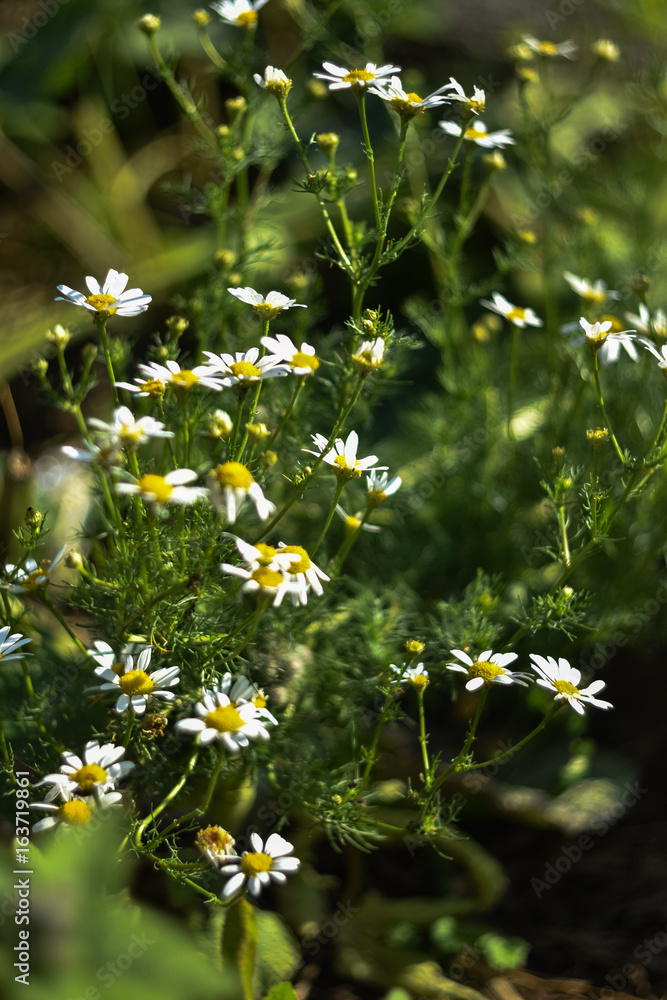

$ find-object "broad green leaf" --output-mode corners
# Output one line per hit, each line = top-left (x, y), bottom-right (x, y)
(221, 897), (258, 1000)
(255, 909), (302, 996)
(263, 983), (298, 1000)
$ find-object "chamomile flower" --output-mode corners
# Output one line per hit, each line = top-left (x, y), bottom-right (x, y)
(2, 545), (68, 594)
(529, 654), (613, 714)
(229, 537), (300, 573)
(202, 348), (288, 389)
(447, 649), (531, 691)
(174, 686), (272, 752)
(305, 430), (388, 481)
(33, 740), (134, 803)
(446, 78), (486, 115)
(210, 0), (269, 29)
(335, 505), (382, 534)
(88, 639), (141, 675)
(118, 360), (225, 394)
(31, 787), (123, 834)
(638, 338), (667, 376)
(228, 287), (306, 319)
(522, 35), (577, 59)
(369, 76), (453, 117)
(365, 470), (402, 509)
(438, 120), (514, 148)
(0, 626), (31, 662)
(220, 561), (298, 606)
(218, 832), (300, 899)
(116, 469), (207, 508)
(254, 66), (292, 98)
(56, 269), (151, 318)
(314, 61), (401, 92)
(217, 672), (279, 726)
(62, 440), (123, 470)
(352, 338), (385, 374)
(260, 334), (320, 376)
(563, 272), (619, 305)
(625, 303), (667, 339)
(87, 406), (173, 451)
(579, 317), (636, 357)
(208, 462), (274, 522)
(390, 662), (429, 691)
(196, 826), (237, 866)
(90, 646), (180, 716)
(277, 543), (329, 604)
(480, 292), (543, 328)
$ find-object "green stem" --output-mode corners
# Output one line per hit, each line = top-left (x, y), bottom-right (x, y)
(122, 709), (135, 749)
(21, 660), (52, 744)
(507, 324), (521, 436)
(227, 391), (247, 461)
(224, 597), (270, 660)
(356, 91), (381, 234)
(419, 688), (488, 819)
(332, 508), (371, 573)
(592, 353), (624, 463)
(417, 689), (431, 785)
(557, 503), (571, 567)
(41, 592), (91, 659)
(133, 750), (199, 848)
(312, 480), (346, 555)
(467, 704), (558, 769)
(0, 705), (10, 765)
(265, 378), (304, 451)
(95, 317), (120, 407)
(196, 25), (226, 70)
(147, 34), (218, 148)
(355, 689), (399, 797)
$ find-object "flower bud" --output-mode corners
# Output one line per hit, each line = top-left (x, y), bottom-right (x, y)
(165, 315), (189, 337)
(137, 13), (161, 35)
(192, 9), (212, 27)
(316, 132), (340, 152)
(65, 550), (84, 570)
(24, 507), (43, 530)
(586, 427), (610, 449)
(225, 96), (247, 120)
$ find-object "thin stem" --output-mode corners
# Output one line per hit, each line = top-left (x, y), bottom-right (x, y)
(507, 324), (521, 436)
(224, 597), (270, 660)
(0, 705), (11, 765)
(419, 688), (488, 819)
(147, 34), (218, 148)
(41, 592), (91, 659)
(227, 391), (247, 461)
(468, 704), (558, 770)
(264, 378), (304, 451)
(133, 750), (199, 849)
(557, 503), (571, 567)
(332, 508), (371, 573)
(95, 317), (120, 407)
(122, 709), (135, 749)
(417, 689), (431, 785)
(356, 91), (381, 234)
(592, 353), (624, 463)
(21, 660), (52, 744)
(312, 480), (346, 555)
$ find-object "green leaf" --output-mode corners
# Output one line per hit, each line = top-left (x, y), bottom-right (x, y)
(221, 897), (258, 1000)
(476, 932), (530, 970)
(263, 983), (298, 1000)
(255, 910), (302, 996)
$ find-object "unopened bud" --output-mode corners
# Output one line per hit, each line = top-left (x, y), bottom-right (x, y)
(192, 9), (212, 27)
(405, 639), (425, 656)
(208, 410), (233, 439)
(165, 315), (189, 337)
(245, 422), (270, 442)
(225, 96), (247, 120)
(45, 324), (71, 348)
(586, 427), (610, 448)
(137, 13), (161, 35)
(261, 450), (278, 469)
(65, 550), (84, 570)
(214, 249), (236, 271)
(25, 507), (43, 530)
(316, 132), (340, 152)
(552, 446), (566, 465)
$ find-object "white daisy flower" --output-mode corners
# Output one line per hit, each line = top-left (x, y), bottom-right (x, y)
(229, 537), (299, 573)
(260, 334), (320, 376)
(446, 78), (486, 115)
(365, 470), (402, 509)
(563, 272), (619, 305)
(202, 347), (288, 388)
(352, 337), (385, 374)
(31, 787), (123, 834)
(208, 462), (274, 522)
(2, 545), (68, 594)
(335, 505), (382, 534)
(439, 119), (514, 148)
(117, 360), (225, 395)
(220, 561), (298, 607)
(228, 287), (307, 320)
(578, 317), (636, 358)
(62, 440), (124, 470)
(369, 75), (453, 116)
(196, 826), (238, 866)
(480, 292), (542, 328)
(87, 406), (173, 451)
(218, 832), (300, 899)
(314, 61), (401, 92)
(253, 66), (291, 98)
(217, 672), (279, 726)
(88, 639), (142, 674)
(522, 35), (577, 59)
(638, 338), (667, 375)
(625, 303), (667, 339)
(174, 685), (271, 752)
(529, 654), (613, 714)
(210, 0), (269, 28)
(276, 543), (329, 605)
(33, 740), (134, 802)
(56, 269), (151, 318)
(90, 646), (180, 716)
(305, 430), (388, 482)
(447, 649), (532, 691)
(116, 469), (207, 507)
(0, 626), (32, 662)
(389, 662), (429, 691)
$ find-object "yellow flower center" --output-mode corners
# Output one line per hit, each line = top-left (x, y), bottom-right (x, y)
(252, 692), (267, 709)
(467, 97), (485, 113)
(333, 454), (361, 479)
(230, 360), (261, 380)
(291, 351), (320, 373)
(112, 660), (125, 677)
(236, 9), (257, 26)
(213, 462), (254, 490)
(345, 514), (361, 529)
(171, 369), (199, 389)
(254, 543), (277, 565)
(251, 567), (284, 589)
(241, 851), (273, 876)
(205, 704), (244, 732)
(85, 293), (117, 314)
(137, 474), (174, 504)
(252, 302), (282, 319)
(343, 68), (375, 85)
(366, 489), (387, 509)
(468, 660), (504, 683)
(196, 825), (235, 858)
(405, 92), (423, 104)
(20, 569), (48, 591)
(119, 670), (154, 696)
(464, 126), (488, 140)
(280, 544), (311, 575)
(138, 378), (165, 397)
(536, 40), (559, 55)
(58, 800), (93, 826)
(119, 424), (143, 445)
(506, 306), (528, 324)
(73, 763), (107, 792)
(553, 679), (579, 697)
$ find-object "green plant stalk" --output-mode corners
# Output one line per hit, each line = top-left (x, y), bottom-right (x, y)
(147, 34), (218, 148)
(419, 688), (488, 820)
(224, 596), (270, 660)
(558, 503), (571, 567)
(196, 24), (226, 70)
(227, 391), (248, 461)
(122, 708), (135, 749)
(592, 352), (624, 463)
(264, 377), (305, 451)
(507, 324), (521, 436)
(238, 320), (270, 459)
(312, 480), (346, 555)
(467, 703), (558, 770)
(0, 706), (11, 765)
(355, 690), (400, 797)
(590, 448), (600, 541)
(95, 317), (120, 407)
(356, 91), (382, 234)
(133, 750), (199, 849)
(40, 591), (92, 659)
(332, 508), (371, 573)
(21, 660), (52, 744)
(417, 689), (431, 786)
